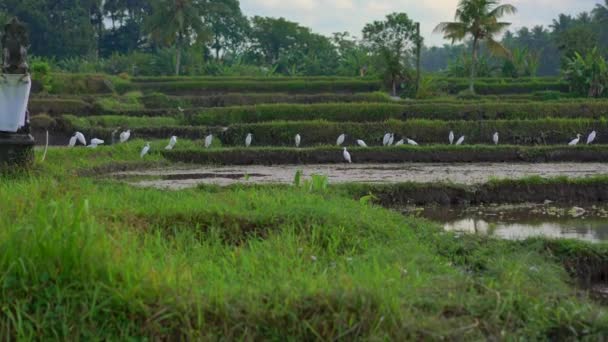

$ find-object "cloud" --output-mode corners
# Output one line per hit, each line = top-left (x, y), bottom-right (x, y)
(240, 0), (603, 46)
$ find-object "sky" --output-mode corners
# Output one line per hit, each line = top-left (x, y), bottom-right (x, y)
(240, 0), (604, 46)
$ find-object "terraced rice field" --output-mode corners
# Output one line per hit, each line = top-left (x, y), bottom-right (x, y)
(5, 75), (608, 339)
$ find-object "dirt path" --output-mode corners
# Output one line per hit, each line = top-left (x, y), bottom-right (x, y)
(113, 163), (608, 190)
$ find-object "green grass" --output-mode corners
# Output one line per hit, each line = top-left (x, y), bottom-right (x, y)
(62, 114), (181, 129)
(1, 147), (608, 339)
(191, 101), (608, 125)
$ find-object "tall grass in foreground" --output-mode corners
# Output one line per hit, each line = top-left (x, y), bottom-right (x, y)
(1, 174), (607, 339)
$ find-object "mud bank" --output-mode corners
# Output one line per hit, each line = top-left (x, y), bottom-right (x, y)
(346, 181), (608, 206)
(163, 146), (608, 165)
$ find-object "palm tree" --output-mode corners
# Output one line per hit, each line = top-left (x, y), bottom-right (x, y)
(145, 0), (207, 75)
(434, 0), (517, 93)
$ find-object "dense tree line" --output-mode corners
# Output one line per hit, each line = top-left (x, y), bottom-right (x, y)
(424, 0), (608, 76)
(0, 0), (606, 80)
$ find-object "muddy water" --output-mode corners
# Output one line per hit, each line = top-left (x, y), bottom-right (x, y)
(113, 162), (608, 190)
(403, 204), (608, 243)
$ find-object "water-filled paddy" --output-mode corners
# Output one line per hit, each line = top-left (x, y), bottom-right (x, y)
(403, 203), (608, 243)
(114, 162), (608, 189)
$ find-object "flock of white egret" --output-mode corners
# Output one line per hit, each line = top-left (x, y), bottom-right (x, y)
(67, 129), (599, 162)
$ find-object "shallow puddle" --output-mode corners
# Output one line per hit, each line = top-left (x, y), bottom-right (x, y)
(402, 204), (608, 242)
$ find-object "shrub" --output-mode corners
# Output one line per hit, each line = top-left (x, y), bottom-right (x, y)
(563, 48), (608, 98)
(31, 61), (53, 93)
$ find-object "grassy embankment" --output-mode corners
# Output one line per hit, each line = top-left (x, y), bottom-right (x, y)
(1, 146), (608, 339)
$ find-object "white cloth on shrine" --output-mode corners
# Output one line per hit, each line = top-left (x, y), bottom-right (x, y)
(0, 73), (31, 132)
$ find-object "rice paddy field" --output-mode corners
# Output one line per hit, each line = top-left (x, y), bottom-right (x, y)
(4, 74), (608, 339)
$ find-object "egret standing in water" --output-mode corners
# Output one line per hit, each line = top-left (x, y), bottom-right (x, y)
(587, 131), (597, 144)
(357, 139), (367, 147)
(165, 136), (177, 150)
(455, 136), (465, 145)
(204, 134), (213, 148)
(295, 134), (301, 147)
(406, 138), (418, 146)
(336, 134), (346, 146)
(493, 132), (499, 145)
(245, 133), (253, 147)
(343, 147), (352, 163)
(569, 134), (582, 146)
(140, 142), (150, 158)
(449, 131), (455, 145)
(120, 130), (131, 143)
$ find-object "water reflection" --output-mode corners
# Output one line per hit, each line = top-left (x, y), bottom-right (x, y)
(403, 204), (608, 243)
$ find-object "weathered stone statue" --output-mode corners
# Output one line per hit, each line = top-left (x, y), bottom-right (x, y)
(0, 17), (34, 167)
(2, 17), (30, 74)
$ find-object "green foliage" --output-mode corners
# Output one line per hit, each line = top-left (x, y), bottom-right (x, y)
(93, 93), (145, 112)
(140, 93), (185, 109)
(363, 13), (419, 96)
(62, 115), (180, 130)
(30, 61), (54, 93)
(189, 101), (608, 125)
(29, 98), (92, 116)
(434, 0), (517, 92)
(446, 52), (498, 78)
(49, 74), (115, 94)
(192, 103), (405, 125)
(135, 79), (382, 94)
(563, 48), (608, 98)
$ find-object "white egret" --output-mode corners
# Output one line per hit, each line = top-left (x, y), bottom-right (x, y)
(357, 139), (368, 147)
(449, 131), (454, 145)
(178, 106), (184, 113)
(343, 147), (352, 163)
(388, 134), (395, 146)
(568, 134), (582, 146)
(407, 138), (418, 146)
(204, 134), (213, 148)
(68, 135), (77, 147)
(493, 132), (499, 145)
(295, 134), (301, 147)
(395, 139), (405, 146)
(165, 136), (177, 150)
(382, 133), (391, 146)
(75, 132), (86, 146)
(245, 133), (253, 147)
(88, 138), (104, 148)
(455, 136), (465, 145)
(120, 130), (131, 143)
(140, 142), (150, 158)
(336, 134), (346, 146)
(587, 131), (597, 144)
